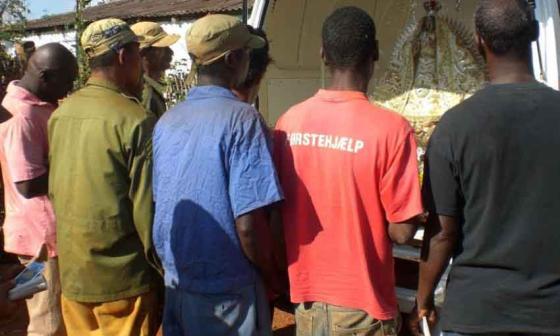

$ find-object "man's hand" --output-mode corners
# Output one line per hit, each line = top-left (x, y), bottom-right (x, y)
(0, 264), (25, 319)
(408, 304), (438, 336)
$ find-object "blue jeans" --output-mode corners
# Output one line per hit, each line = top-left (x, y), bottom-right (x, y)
(163, 280), (271, 336)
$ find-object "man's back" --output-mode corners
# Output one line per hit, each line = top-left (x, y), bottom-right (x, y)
(424, 82), (560, 333)
(0, 82), (56, 258)
(274, 89), (422, 319)
(153, 85), (282, 294)
(48, 79), (157, 302)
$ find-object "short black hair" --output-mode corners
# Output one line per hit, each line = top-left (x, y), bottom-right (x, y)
(475, 0), (538, 58)
(238, 26), (271, 90)
(322, 6), (377, 69)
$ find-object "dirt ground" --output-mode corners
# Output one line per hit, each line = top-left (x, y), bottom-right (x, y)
(272, 308), (295, 335)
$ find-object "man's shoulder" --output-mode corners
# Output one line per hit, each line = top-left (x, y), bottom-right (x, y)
(370, 103), (413, 129)
(2, 92), (51, 121)
(435, 90), (489, 130)
(276, 95), (321, 129)
(57, 87), (149, 122)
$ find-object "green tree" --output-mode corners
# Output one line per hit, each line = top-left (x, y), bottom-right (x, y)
(0, 0), (27, 25)
(0, 0), (28, 41)
(75, 0), (92, 86)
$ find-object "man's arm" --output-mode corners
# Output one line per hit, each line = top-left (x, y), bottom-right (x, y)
(235, 209), (267, 269)
(235, 207), (287, 294)
(388, 215), (424, 245)
(15, 173), (48, 199)
(408, 213), (459, 335)
(229, 111), (285, 292)
(128, 116), (160, 273)
(417, 213), (459, 310)
(269, 205), (287, 272)
(6, 115), (49, 198)
(380, 128), (425, 245)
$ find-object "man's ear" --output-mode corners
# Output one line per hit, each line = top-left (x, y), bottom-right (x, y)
(224, 51), (234, 68)
(372, 40), (379, 62)
(117, 48), (127, 65)
(530, 19), (540, 42)
(475, 32), (484, 51)
(320, 46), (327, 65)
(38, 69), (50, 82)
(224, 49), (245, 69)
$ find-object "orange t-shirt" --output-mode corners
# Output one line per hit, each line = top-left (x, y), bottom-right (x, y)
(274, 90), (423, 319)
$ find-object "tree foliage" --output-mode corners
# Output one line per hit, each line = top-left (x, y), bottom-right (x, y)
(0, 0), (28, 41)
(0, 0), (27, 25)
(76, 0), (92, 86)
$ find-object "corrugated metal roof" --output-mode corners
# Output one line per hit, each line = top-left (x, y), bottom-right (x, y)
(26, 0), (252, 31)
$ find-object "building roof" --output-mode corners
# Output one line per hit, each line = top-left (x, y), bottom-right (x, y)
(26, 0), (252, 32)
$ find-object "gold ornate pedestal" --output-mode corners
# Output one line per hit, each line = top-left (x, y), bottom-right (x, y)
(374, 2), (486, 175)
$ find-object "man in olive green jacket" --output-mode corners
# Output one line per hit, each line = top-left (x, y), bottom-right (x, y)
(131, 22), (179, 119)
(48, 18), (161, 336)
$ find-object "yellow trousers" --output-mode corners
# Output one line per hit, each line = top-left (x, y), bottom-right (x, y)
(61, 290), (160, 336)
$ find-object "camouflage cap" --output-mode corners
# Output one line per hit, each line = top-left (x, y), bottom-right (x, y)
(131, 21), (180, 50)
(186, 14), (265, 66)
(81, 18), (140, 58)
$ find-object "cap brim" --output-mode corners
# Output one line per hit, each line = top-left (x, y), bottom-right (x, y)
(152, 34), (180, 48)
(246, 34), (266, 49)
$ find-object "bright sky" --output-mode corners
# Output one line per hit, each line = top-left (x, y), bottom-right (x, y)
(27, 0), (103, 19)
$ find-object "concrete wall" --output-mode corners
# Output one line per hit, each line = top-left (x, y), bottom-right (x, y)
(24, 30), (77, 54)
(18, 19), (195, 72)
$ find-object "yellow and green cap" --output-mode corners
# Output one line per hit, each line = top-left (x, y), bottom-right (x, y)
(131, 21), (180, 49)
(81, 18), (140, 58)
(186, 14), (265, 66)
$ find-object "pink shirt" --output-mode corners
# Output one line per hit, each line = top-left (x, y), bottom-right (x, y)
(0, 81), (57, 257)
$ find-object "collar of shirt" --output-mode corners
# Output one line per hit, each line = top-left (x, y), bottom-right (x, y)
(143, 75), (166, 96)
(86, 78), (122, 93)
(86, 78), (142, 105)
(315, 89), (369, 103)
(4, 81), (54, 111)
(187, 85), (239, 101)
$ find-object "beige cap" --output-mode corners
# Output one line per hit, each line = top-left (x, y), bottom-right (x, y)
(81, 18), (140, 58)
(131, 21), (180, 49)
(186, 14), (265, 66)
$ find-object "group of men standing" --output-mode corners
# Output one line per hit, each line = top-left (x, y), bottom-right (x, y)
(1, 0), (560, 335)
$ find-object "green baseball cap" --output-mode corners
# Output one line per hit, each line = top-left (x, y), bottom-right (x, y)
(81, 18), (141, 58)
(186, 14), (265, 66)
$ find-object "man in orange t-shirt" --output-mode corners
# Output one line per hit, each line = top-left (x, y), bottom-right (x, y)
(274, 7), (424, 335)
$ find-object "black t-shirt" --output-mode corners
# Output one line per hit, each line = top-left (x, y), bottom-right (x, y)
(423, 82), (560, 334)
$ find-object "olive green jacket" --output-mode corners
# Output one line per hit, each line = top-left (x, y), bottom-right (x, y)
(48, 78), (160, 302)
(142, 75), (167, 119)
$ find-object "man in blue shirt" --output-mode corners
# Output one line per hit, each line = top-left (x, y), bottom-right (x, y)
(153, 14), (284, 336)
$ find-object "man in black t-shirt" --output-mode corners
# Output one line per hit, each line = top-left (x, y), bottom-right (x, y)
(412, 0), (560, 335)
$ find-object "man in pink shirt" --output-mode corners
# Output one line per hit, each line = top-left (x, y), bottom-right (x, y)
(0, 43), (77, 336)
